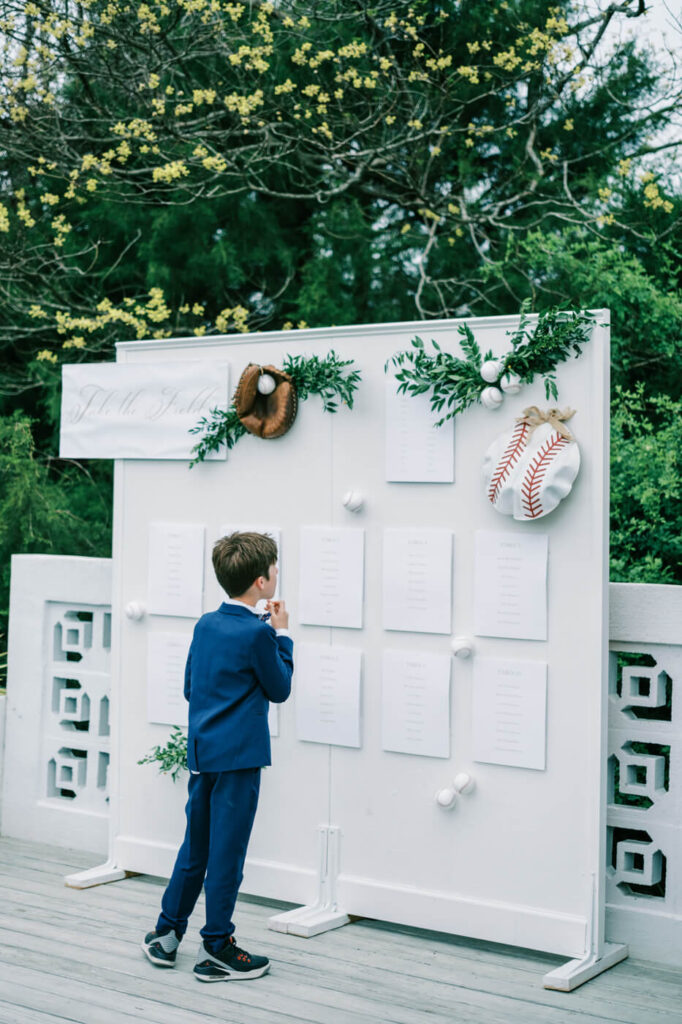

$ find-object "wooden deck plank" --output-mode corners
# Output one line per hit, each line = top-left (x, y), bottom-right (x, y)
(4, 881), (680, 1024)
(0, 838), (680, 1024)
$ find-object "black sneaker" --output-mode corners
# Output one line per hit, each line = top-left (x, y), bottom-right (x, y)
(141, 929), (180, 967)
(193, 936), (270, 982)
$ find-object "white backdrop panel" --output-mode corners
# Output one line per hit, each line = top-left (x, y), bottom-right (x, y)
(109, 314), (609, 955)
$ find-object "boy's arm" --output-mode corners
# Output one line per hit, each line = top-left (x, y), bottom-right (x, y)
(252, 626), (293, 704)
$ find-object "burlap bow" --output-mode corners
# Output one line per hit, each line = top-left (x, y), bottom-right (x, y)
(516, 405), (576, 440)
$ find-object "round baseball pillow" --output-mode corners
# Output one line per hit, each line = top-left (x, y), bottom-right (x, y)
(482, 406), (581, 521)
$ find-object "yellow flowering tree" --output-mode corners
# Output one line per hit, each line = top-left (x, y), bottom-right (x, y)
(0, 0), (679, 365)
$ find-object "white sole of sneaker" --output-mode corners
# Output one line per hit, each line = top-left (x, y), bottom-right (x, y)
(141, 942), (176, 967)
(194, 964), (270, 983)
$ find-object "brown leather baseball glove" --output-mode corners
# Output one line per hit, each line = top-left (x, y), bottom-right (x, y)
(233, 363), (298, 438)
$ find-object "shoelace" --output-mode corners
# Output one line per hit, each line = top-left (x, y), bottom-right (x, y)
(229, 938), (251, 963)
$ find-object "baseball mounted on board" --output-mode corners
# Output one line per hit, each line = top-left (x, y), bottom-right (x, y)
(482, 406), (581, 521)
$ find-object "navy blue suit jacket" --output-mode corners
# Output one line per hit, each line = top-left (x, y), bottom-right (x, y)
(184, 602), (293, 773)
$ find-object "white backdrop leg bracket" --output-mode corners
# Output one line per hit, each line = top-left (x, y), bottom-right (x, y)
(268, 825), (350, 938)
(64, 858), (128, 889)
(543, 943), (628, 991)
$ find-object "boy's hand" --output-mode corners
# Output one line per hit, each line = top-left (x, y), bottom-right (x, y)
(266, 599), (289, 630)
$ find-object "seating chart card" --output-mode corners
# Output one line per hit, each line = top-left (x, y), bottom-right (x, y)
(473, 657), (547, 770)
(473, 530), (548, 641)
(382, 650), (451, 758)
(60, 361), (229, 460)
(383, 528), (453, 634)
(147, 631), (191, 726)
(148, 522), (205, 618)
(295, 644), (362, 748)
(385, 372), (454, 483)
(298, 527), (364, 629)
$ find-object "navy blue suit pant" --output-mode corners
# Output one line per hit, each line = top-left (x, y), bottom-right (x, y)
(156, 767), (261, 950)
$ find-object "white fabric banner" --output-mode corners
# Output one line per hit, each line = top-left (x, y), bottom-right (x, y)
(60, 361), (229, 459)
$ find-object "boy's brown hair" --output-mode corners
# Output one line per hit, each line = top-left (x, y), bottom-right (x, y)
(212, 531), (278, 597)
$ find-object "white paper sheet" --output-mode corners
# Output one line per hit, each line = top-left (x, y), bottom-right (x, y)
(148, 522), (205, 618)
(385, 372), (455, 482)
(473, 657), (547, 770)
(382, 650), (451, 758)
(219, 524), (282, 600)
(473, 530), (548, 641)
(268, 703), (279, 738)
(383, 528), (453, 634)
(147, 631), (191, 726)
(298, 527), (364, 629)
(295, 644), (362, 748)
(60, 361), (229, 460)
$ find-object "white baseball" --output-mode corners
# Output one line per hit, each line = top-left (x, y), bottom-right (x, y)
(480, 359), (504, 383)
(500, 372), (522, 395)
(480, 386), (504, 409)
(436, 787), (457, 808)
(342, 490), (364, 513)
(257, 373), (277, 395)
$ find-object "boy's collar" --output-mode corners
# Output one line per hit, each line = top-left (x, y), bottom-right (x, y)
(220, 598), (261, 616)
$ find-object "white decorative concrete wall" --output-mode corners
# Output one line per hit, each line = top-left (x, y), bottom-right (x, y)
(1, 555), (112, 853)
(605, 583), (682, 967)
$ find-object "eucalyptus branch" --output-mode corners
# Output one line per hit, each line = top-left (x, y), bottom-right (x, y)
(388, 306), (594, 425)
(138, 726), (188, 781)
(190, 350), (361, 463)
(282, 350), (361, 412)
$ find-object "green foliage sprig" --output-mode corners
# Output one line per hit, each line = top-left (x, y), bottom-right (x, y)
(388, 306), (595, 426)
(138, 726), (188, 782)
(190, 350), (361, 463)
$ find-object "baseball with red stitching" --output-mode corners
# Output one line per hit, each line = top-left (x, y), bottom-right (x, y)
(482, 413), (580, 521)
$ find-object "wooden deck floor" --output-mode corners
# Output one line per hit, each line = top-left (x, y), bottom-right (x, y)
(0, 838), (680, 1024)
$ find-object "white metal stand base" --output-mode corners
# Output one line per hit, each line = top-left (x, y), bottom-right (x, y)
(268, 825), (351, 938)
(543, 942), (628, 991)
(64, 859), (128, 889)
(269, 904), (350, 938)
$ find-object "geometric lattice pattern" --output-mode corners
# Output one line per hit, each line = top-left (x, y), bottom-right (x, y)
(42, 603), (111, 813)
(607, 646), (680, 910)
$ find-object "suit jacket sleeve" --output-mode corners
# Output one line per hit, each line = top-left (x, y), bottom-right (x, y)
(252, 625), (293, 704)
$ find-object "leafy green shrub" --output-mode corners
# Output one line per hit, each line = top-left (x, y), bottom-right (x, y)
(610, 386), (682, 583)
(0, 415), (111, 685)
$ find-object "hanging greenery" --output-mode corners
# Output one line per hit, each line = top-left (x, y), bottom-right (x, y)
(190, 350), (361, 463)
(387, 306), (595, 425)
(138, 726), (188, 781)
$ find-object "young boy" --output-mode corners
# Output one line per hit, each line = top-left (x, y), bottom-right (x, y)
(142, 531), (293, 982)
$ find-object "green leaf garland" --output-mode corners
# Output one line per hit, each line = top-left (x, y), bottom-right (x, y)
(388, 306), (595, 426)
(138, 726), (188, 781)
(190, 349), (361, 463)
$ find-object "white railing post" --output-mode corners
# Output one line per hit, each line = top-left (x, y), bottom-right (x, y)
(606, 582), (682, 965)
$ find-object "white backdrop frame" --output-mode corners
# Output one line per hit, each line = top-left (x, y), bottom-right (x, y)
(65, 312), (625, 990)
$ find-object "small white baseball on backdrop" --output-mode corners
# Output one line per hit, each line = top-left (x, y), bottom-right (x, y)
(480, 386), (504, 409)
(500, 372), (522, 395)
(480, 359), (504, 383)
(125, 601), (146, 621)
(342, 490), (364, 512)
(454, 772), (475, 794)
(257, 373), (277, 395)
(451, 636), (474, 658)
(435, 786), (457, 809)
